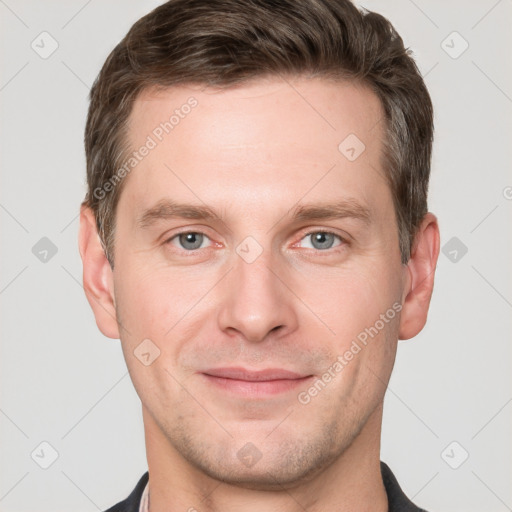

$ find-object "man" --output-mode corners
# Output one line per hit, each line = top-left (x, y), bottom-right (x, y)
(78, 0), (439, 511)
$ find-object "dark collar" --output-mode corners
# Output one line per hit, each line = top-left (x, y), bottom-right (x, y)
(380, 461), (428, 511)
(104, 462), (427, 512)
(103, 472), (148, 512)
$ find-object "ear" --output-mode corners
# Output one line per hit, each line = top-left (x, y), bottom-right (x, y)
(78, 205), (120, 339)
(399, 213), (440, 340)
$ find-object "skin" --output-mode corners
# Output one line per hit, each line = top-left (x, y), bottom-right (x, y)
(79, 77), (440, 512)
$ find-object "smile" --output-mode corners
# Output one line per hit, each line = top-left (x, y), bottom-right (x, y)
(200, 367), (314, 398)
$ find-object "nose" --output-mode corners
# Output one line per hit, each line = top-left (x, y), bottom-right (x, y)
(216, 246), (299, 344)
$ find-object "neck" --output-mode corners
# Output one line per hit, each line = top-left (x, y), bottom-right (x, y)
(143, 406), (388, 512)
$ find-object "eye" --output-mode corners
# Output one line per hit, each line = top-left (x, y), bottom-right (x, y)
(168, 232), (211, 251)
(298, 231), (344, 251)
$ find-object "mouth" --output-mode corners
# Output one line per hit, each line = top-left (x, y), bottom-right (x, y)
(200, 367), (314, 398)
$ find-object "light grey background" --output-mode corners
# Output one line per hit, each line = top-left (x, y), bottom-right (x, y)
(1, 1), (511, 511)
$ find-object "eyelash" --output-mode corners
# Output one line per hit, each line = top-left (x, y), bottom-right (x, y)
(165, 229), (347, 254)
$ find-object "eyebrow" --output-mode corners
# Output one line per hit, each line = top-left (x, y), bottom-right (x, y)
(291, 199), (371, 225)
(137, 200), (220, 229)
(136, 198), (372, 229)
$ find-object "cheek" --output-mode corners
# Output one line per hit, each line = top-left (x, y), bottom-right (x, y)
(114, 262), (207, 337)
(300, 263), (402, 393)
(298, 263), (402, 340)
(112, 266), (197, 398)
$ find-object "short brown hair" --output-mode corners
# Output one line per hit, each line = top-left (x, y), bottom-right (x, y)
(83, 0), (433, 267)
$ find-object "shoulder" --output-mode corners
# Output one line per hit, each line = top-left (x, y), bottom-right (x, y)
(381, 462), (429, 512)
(103, 472), (149, 512)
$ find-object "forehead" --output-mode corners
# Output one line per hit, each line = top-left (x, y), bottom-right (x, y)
(121, 77), (388, 220)
(129, 77), (383, 151)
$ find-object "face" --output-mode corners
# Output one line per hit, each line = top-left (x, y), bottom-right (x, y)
(107, 78), (410, 488)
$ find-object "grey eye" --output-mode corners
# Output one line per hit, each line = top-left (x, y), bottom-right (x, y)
(302, 232), (341, 250)
(177, 232), (205, 250)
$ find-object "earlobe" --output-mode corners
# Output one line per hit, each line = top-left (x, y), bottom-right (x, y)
(398, 213), (440, 340)
(78, 205), (120, 339)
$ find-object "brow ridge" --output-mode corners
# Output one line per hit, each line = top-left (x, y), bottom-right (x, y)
(136, 198), (372, 230)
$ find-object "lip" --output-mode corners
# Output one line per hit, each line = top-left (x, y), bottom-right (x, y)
(200, 367), (313, 397)
(203, 367), (308, 381)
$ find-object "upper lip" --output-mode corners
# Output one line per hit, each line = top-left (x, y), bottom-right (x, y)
(202, 367), (310, 381)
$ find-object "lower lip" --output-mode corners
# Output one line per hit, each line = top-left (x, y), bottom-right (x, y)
(201, 374), (313, 397)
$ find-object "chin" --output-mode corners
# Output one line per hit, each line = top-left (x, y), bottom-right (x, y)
(172, 422), (354, 490)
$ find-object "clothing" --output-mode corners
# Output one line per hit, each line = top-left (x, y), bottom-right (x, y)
(139, 479), (149, 512)
(104, 461), (427, 512)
